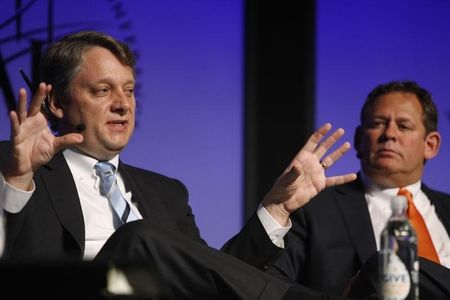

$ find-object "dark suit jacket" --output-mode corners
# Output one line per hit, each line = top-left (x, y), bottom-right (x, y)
(223, 175), (450, 296)
(0, 141), (202, 260)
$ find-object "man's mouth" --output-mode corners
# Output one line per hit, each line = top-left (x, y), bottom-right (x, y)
(376, 148), (398, 157)
(107, 120), (127, 128)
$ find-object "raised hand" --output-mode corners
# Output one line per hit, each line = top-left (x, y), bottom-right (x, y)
(262, 123), (357, 225)
(4, 83), (83, 190)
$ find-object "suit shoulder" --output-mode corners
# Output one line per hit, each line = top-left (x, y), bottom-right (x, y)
(0, 140), (10, 154)
(422, 184), (450, 199)
(0, 140), (10, 168)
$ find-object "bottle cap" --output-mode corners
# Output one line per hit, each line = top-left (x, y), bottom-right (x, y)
(392, 195), (407, 213)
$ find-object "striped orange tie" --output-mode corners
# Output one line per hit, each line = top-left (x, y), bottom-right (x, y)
(398, 188), (440, 264)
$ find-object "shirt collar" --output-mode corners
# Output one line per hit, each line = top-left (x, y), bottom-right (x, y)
(360, 170), (422, 199)
(63, 147), (120, 173)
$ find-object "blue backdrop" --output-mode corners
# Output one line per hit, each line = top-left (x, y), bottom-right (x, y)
(317, 0), (450, 194)
(1, 0), (449, 249)
(0, 0), (244, 248)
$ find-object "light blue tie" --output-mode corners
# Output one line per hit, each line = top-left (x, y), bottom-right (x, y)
(95, 162), (138, 225)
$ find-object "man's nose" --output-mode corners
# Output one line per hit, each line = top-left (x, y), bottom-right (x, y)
(381, 122), (397, 141)
(111, 92), (131, 114)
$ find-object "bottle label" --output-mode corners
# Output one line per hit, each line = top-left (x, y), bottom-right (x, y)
(381, 251), (410, 300)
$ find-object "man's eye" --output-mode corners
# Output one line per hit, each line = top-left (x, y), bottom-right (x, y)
(367, 120), (385, 128)
(125, 89), (134, 97)
(95, 88), (109, 96)
(398, 124), (412, 130)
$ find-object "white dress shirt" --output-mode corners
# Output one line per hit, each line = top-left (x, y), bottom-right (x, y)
(257, 203), (291, 248)
(63, 148), (142, 259)
(0, 148), (142, 260)
(0, 171), (35, 257)
(362, 173), (450, 268)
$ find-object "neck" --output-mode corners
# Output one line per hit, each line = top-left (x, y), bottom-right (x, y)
(363, 169), (422, 188)
(71, 146), (118, 162)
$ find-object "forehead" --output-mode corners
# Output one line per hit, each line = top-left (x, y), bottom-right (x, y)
(75, 46), (134, 82)
(367, 92), (423, 118)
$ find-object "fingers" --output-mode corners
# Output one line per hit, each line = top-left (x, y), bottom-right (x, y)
(325, 173), (357, 187)
(9, 110), (20, 138)
(29, 83), (51, 117)
(15, 83), (51, 124)
(314, 127), (345, 159)
(11, 88), (29, 137)
(300, 123), (346, 159)
(53, 133), (84, 153)
(301, 123), (332, 153)
(295, 123), (349, 167)
(18, 88), (28, 123)
(319, 141), (351, 171)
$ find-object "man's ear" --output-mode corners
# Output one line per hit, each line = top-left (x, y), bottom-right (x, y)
(424, 131), (441, 160)
(48, 93), (64, 119)
(354, 125), (363, 159)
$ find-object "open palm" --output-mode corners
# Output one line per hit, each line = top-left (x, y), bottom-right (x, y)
(262, 123), (357, 224)
(5, 84), (82, 190)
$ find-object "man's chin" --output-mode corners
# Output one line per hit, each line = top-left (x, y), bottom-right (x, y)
(107, 134), (131, 148)
(75, 143), (126, 161)
(372, 156), (401, 168)
(105, 143), (127, 155)
(364, 161), (399, 175)
(374, 164), (398, 173)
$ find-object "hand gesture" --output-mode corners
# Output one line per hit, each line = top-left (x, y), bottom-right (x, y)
(262, 123), (357, 225)
(4, 83), (83, 190)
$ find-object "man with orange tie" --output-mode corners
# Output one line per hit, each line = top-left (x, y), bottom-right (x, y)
(224, 80), (450, 298)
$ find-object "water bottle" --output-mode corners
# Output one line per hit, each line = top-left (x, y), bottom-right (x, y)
(379, 195), (419, 300)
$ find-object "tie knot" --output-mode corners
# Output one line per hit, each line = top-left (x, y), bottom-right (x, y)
(397, 188), (413, 204)
(95, 162), (116, 195)
(95, 162), (116, 176)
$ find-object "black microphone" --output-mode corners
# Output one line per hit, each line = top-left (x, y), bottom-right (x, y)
(66, 121), (86, 132)
(73, 123), (86, 132)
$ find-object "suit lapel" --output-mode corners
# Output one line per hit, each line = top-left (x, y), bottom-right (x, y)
(118, 162), (175, 229)
(335, 181), (450, 265)
(334, 177), (377, 264)
(423, 184), (450, 235)
(39, 152), (85, 253)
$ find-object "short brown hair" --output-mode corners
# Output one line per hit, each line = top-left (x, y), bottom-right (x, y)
(360, 80), (438, 134)
(40, 31), (136, 130)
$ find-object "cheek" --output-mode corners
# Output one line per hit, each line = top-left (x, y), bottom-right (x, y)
(406, 141), (425, 156)
(81, 101), (103, 114)
(362, 135), (376, 150)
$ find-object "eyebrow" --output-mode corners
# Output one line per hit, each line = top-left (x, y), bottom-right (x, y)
(92, 77), (135, 85)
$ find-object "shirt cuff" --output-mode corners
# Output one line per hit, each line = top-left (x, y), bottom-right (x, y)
(256, 203), (291, 248)
(1, 172), (34, 213)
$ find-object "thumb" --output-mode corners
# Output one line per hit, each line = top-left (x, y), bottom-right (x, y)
(53, 133), (84, 153)
(278, 165), (301, 187)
